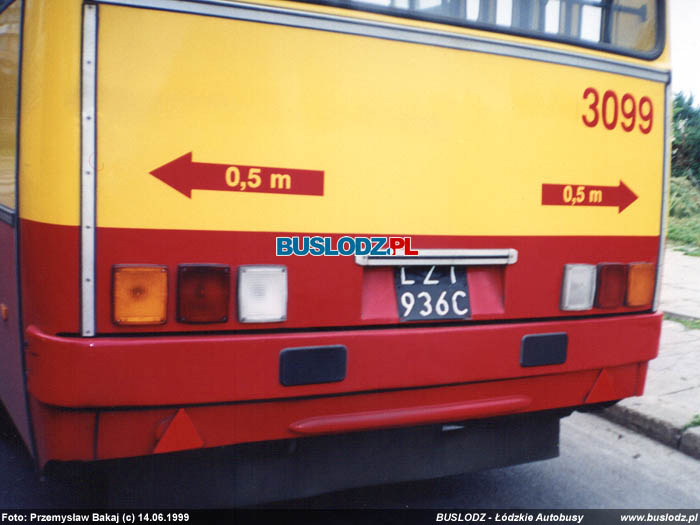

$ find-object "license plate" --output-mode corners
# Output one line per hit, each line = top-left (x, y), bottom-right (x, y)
(394, 266), (471, 322)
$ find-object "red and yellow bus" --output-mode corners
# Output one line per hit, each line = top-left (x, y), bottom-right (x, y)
(0, 0), (669, 504)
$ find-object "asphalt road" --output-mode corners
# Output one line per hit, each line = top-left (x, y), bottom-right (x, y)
(1, 411), (699, 509)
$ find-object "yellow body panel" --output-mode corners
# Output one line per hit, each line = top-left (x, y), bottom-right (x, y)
(96, 4), (665, 237)
(15, 0), (668, 236)
(18, 0), (82, 226)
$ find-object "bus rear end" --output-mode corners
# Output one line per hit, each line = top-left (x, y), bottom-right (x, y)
(12, 0), (669, 504)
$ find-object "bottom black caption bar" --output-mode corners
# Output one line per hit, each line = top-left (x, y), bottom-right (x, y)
(1, 510), (699, 525)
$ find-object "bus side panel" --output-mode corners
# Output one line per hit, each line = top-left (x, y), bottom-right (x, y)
(0, 221), (31, 447)
(17, 0), (82, 335)
(0, 0), (31, 449)
(3, 0), (84, 460)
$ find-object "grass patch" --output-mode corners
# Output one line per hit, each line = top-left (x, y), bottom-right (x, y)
(667, 177), (700, 251)
(663, 313), (700, 330)
(683, 414), (700, 431)
(670, 176), (700, 218)
(667, 241), (700, 257)
(667, 216), (700, 251)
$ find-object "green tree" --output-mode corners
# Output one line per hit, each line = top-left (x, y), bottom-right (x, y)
(672, 92), (700, 181)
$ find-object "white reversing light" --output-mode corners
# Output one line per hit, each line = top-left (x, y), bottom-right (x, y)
(238, 265), (287, 323)
(560, 264), (596, 311)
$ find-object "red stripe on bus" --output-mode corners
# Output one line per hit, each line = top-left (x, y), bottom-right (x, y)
(20, 219), (80, 334)
(18, 219), (660, 336)
(95, 226), (658, 332)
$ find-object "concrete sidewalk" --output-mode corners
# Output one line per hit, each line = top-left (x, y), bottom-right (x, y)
(601, 247), (700, 459)
(658, 248), (700, 320)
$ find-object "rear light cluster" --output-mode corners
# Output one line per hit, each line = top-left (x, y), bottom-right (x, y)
(112, 264), (287, 326)
(560, 262), (655, 311)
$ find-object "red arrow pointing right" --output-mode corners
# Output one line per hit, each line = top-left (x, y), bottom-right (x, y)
(541, 180), (638, 213)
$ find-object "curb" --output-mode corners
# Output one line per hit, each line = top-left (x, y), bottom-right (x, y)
(681, 427), (700, 458)
(599, 401), (700, 460)
(663, 310), (700, 323)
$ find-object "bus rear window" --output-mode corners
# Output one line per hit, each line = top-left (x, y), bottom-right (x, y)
(311, 0), (662, 57)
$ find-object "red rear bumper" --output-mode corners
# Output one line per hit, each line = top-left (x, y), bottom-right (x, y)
(25, 312), (661, 465)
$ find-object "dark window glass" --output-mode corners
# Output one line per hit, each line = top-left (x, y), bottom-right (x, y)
(308, 0), (661, 56)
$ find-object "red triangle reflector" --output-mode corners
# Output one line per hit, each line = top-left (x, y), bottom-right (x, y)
(153, 408), (204, 454)
(584, 369), (617, 404)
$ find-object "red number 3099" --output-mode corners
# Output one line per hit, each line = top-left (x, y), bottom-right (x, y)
(582, 87), (653, 134)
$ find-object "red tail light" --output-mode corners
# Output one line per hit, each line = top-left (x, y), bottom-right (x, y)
(595, 263), (627, 308)
(177, 264), (230, 323)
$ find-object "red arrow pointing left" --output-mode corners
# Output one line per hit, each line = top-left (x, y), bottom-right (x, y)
(150, 152), (324, 198)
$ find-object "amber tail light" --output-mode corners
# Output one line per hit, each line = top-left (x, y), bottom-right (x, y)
(626, 263), (655, 307)
(112, 265), (168, 325)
